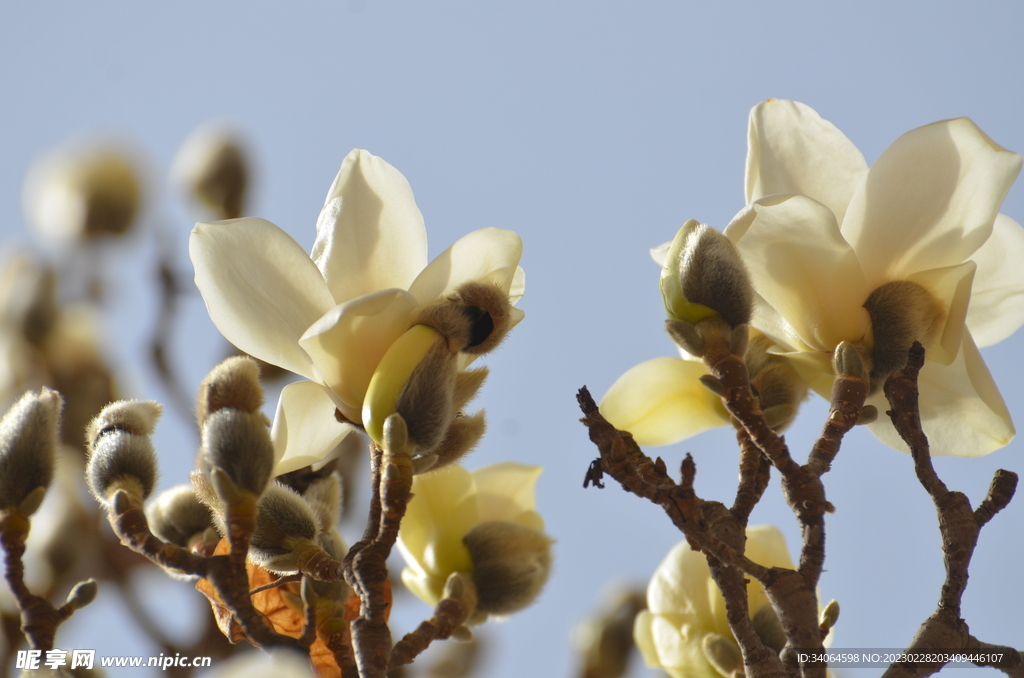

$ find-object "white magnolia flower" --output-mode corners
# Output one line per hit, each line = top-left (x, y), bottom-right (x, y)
(396, 462), (548, 616)
(729, 100), (1023, 456)
(634, 525), (795, 678)
(190, 150), (524, 474)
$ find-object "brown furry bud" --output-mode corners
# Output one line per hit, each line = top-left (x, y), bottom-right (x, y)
(0, 388), (63, 513)
(745, 333), (807, 432)
(661, 220), (753, 328)
(415, 281), (514, 355)
(863, 280), (943, 391)
(463, 520), (553, 616)
(86, 400), (161, 506)
(146, 484), (213, 547)
(397, 340), (459, 454)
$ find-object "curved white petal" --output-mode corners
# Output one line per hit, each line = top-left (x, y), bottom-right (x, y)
(646, 540), (716, 619)
(843, 118), (1023, 286)
(600, 357), (729, 446)
(407, 228), (523, 304)
(650, 241), (671, 267)
(745, 99), (868, 226)
(311, 149), (428, 303)
(726, 196), (870, 351)
(190, 219), (335, 379)
(270, 381), (355, 476)
(298, 288), (418, 420)
(968, 214), (1024, 346)
(866, 332), (1013, 456)
(473, 463), (542, 524)
(508, 265), (526, 306)
(905, 261), (975, 365)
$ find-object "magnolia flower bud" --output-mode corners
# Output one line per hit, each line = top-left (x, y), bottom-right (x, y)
(249, 483), (321, 574)
(701, 633), (743, 678)
(200, 409), (274, 498)
(416, 281), (515, 356)
(173, 123), (250, 220)
(300, 474), (342, 532)
(745, 333), (807, 432)
(85, 400), (161, 506)
(196, 356), (264, 427)
(146, 484), (213, 548)
(64, 579), (98, 610)
(819, 598), (840, 632)
(23, 141), (143, 244)
(0, 388), (63, 514)
(863, 280), (943, 390)
(463, 519), (553, 615)
(661, 220), (753, 328)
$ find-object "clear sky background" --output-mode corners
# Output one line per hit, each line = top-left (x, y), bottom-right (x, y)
(2, 2), (1023, 677)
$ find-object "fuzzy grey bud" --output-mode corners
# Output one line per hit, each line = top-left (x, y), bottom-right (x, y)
(416, 281), (515, 356)
(85, 400), (161, 505)
(661, 220), (753, 328)
(463, 520), (553, 616)
(196, 356), (264, 428)
(0, 388), (63, 513)
(200, 408), (274, 498)
(146, 484), (213, 547)
(249, 482), (320, 574)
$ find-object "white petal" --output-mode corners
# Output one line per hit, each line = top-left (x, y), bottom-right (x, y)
(905, 261), (975, 365)
(508, 265), (526, 306)
(745, 99), (868, 226)
(472, 463), (543, 523)
(843, 118), (1022, 286)
(650, 241), (671, 266)
(298, 289), (418, 420)
(647, 540), (714, 618)
(866, 331), (1013, 456)
(968, 214), (1024, 346)
(311, 149), (428, 303)
(270, 381), (354, 476)
(599, 357), (729, 446)
(726, 196), (871, 352)
(407, 228), (523, 304)
(190, 219), (335, 379)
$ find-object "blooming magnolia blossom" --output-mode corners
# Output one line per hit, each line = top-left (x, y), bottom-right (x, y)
(729, 100), (1023, 456)
(634, 525), (795, 678)
(396, 462), (545, 611)
(190, 150), (524, 475)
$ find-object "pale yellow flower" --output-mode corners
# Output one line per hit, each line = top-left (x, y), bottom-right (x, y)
(396, 463), (549, 617)
(729, 100), (1023, 456)
(634, 526), (794, 678)
(189, 150), (525, 474)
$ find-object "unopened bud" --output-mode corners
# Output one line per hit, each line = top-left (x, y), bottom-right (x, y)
(146, 484), (213, 547)
(701, 633), (743, 678)
(196, 356), (264, 427)
(863, 280), (943, 390)
(856, 405), (878, 425)
(200, 408), (274, 498)
(819, 598), (840, 631)
(463, 520), (553, 616)
(0, 388), (62, 513)
(64, 578), (98, 610)
(745, 334), (808, 432)
(86, 400), (161, 506)
(24, 141), (143, 244)
(395, 339), (459, 454)
(419, 411), (486, 474)
(751, 603), (786, 652)
(249, 482), (320, 574)
(832, 341), (866, 379)
(173, 123), (250, 220)
(665, 318), (706, 357)
(301, 474), (342, 532)
(660, 220), (753, 328)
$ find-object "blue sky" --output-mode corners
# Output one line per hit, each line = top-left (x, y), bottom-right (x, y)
(3, 3), (1023, 676)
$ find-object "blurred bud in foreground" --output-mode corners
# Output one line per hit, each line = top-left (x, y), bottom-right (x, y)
(660, 220), (753, 329)
(85, 399), (161, 506)
(173, 122), (251, 220)
(634, 525), (804, 678)
(573, 585), (647, 678)
(397, 463), (552, 623)
(196, 357), (274, 498)
(23, 139), (144, 245)
(147, 484), (213, 550)
(0, 387), (63, 514)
